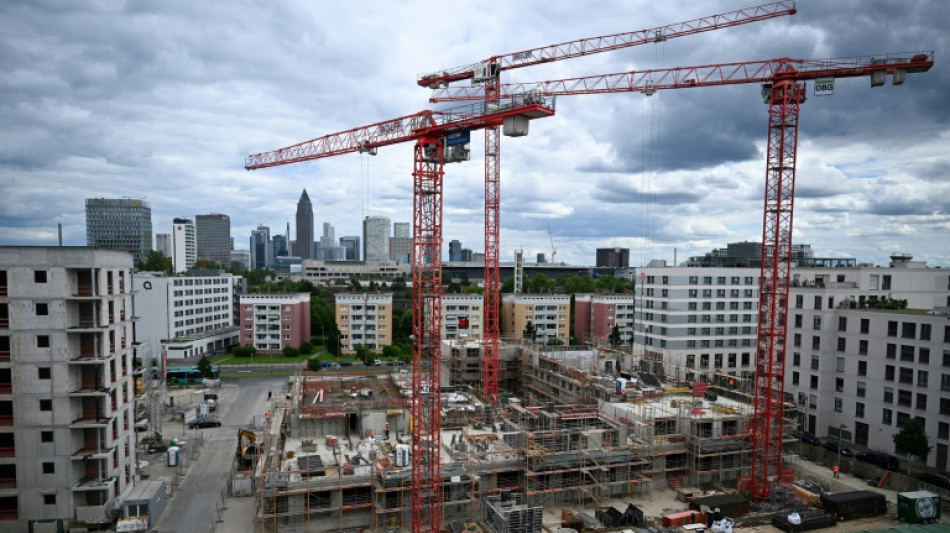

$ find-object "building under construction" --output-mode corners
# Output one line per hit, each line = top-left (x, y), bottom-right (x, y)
(245, 344), (797, 533)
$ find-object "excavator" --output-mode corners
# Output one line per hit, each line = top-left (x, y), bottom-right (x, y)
(237, 428), (259, 469)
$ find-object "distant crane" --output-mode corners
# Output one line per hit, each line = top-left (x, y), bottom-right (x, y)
(547, 224), (558, 264)
(418, 1), (796, 407)
(430, 52), (935, 501)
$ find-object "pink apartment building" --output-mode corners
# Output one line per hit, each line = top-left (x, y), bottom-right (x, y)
(239, 293), (311, 354)
(573, 294), (636, 345)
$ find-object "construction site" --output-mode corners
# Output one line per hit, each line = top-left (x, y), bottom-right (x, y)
(240, 344), (801, 533)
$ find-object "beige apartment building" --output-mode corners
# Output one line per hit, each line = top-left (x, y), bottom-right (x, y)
(501, 294), (571, 343)
(334, 294), (393, 354)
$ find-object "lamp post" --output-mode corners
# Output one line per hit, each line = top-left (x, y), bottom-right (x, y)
(838, 423), (847, 475)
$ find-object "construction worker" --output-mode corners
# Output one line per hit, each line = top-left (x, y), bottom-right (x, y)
(833, 464), (840, 478)
(385, 422), (390, 440)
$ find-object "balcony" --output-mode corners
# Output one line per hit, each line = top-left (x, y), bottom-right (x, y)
(71, 446), (114, 461)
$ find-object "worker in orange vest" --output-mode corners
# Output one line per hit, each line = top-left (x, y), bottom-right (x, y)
(833, 464), (840, 478)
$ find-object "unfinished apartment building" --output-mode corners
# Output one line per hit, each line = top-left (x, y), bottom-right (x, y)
(251, 345), (795, 532)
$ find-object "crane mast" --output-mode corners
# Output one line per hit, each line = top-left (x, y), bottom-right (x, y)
(430, 51), (933, 500)
(420, 2), (795, 411)
(246, 95), (555, 533)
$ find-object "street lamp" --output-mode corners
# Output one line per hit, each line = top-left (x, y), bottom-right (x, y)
(837, 423), (847, 474)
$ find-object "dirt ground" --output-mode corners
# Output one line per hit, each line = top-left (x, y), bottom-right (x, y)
(541, 452), (940, 533)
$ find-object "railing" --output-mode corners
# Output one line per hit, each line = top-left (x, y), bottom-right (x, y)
(77, 284), (94, 297)
(0, 384), (10, 394)
(0, 477), (16, 489)
(0, 416), (12, 427)
(0, 508), (17, 520)
(0, 352), (8, 363)
(0, 285), (7, 297)
(0, 319), (8, 329)
(0, 446), (13, 458)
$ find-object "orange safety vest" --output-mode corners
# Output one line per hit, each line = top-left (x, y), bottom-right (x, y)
(833, 465), (839, 472)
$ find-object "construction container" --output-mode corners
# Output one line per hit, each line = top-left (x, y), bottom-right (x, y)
(897, 491), (940, 523)
(121, 479), (167, 528)
(662, 510), (706, 527)
(690, 494), (750, 519)
(820, 490), (887, 521)
(771, 510), (837, 533)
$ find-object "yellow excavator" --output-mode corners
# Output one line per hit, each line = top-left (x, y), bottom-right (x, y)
(237, 428), (258, 469)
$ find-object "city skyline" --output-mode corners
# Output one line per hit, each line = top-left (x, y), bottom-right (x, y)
(1, 1), (948, 268)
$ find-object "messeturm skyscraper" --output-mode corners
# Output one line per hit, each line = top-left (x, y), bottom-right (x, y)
(295, 189), (314, 260)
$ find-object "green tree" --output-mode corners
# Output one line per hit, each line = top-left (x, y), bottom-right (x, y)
(563, 274), (596, 294)
(354, 344), (375, 365)
(232, 345), (257, 358)
(501, 277), (514, 293)
(893, 418), (932, 461)
(523, 321), (537, 343)
(138, 250), (172, 273)
(306, 358), (322, 372)
(528, 273), (554, 294)
(282, 345), (301, 357)
(609, 325), (622, 346)
(196, 355), (213, 377)
(300, 341), (314, 355)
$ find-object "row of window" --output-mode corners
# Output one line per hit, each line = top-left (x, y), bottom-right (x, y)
(685, 353), (752, 369)
(173, 278), (230, 286)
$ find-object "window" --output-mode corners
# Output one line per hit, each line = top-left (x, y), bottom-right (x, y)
(883, 408), (892, 425)
(898, 389), (912, 407)
(835, 377), (844, 392)
(899, 367), (913, 384)
(35, 270), (48, 283)
(837, 338), (846, 352)
(811, 336), (820, 350)
(809, 375), (818, 389)
(856, 402), (865, 418)
(917, 393), (927, 411)
(813, 316), (822, 330)
(38, 367), (50, 380)
(856, 381), (866, 398)
(795, 295), (803, 309)
(793, 353), (801, 367)
(885, 365), (895, 381)
(40, 399), (52, 411)
(942, 398), (950, 416)
(42, 462), (54, 474)
(860, 318), (870, 334)
(859, 340), (868, 355)
(940, 422), (950, 440)
(794, 315), (803, 328)
(917, 370), (928, 388)
(792, 371), (800, 385)
(858, 361), (867, 376)
(887, 321), (898, 337)
(793, 333), (801, 347)
(942, 374), (950, 392)
(886, 344), (896, 359)
(921, 323), (931, 341)
(836, 357), (845, 372)
(43, 494), (56, 505)
(919, 348), (930, 365)
(884, 387), (894, 403)
(41, 431), (53, 443)
(837, 316), (847, 332)
(811, 356), (819, 370)
(37, 335), (50, 348)
(834, 397), (842, 412)
(901, 345), (915, 362)
(36, 302), (49, 316)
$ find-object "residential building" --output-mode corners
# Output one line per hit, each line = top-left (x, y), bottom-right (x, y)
(295, 190), (314, 260)
(595, 248), (630, 268)
(239, 294), (311, 354)
(84, 198), (152, 264)
(363, 216), (391, 262)
(155, 234), (171, 259)
(133, 272), (240, 360)
(442, 294), (483, 341)
(448, 240), (462, 262)
(170, 217), (196, 273)
(249, 225), (272, 270)
(573, 294), (636, 345)
(393, 222), (410, 239)
(334, 294), (392, 354)
(389, 237), (412, 264)
(461, 248), (474, 262)
(339, 236), (360, 261)
(501, 294), (571, 343)
(194, 214), (231, 267)
(0, 247), (139, 532)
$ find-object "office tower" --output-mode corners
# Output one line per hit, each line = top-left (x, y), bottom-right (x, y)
(363, 216), (391, 262)
(448, 240), (462, 262)
(272, 235), (288, 258)
(596, 247), (630, 268)
(249, 225), (273, 270)
(0, 246), (138, 531)
(393, 222), (410, 239)
(389, 236), (412, 264)
(340, 236), (361, 261)
(295, 189), (314, 260)
(155, 234), (171, 259)
(321, 223), (335, 248)
(195, 213), (231, 266)
(84, 198), (152, 264)
(171, 217), (196, 273)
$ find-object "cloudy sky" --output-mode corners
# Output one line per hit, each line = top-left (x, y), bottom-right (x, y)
(1, 0), (948, 267)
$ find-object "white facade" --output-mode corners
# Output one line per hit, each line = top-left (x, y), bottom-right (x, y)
(0, 247), (139, 532)
(155, 233), (171, 259)
(133, 272), (239, 359)
(171, 218), (196, 273)
(296, 260), (408, 284)
(363, 216), (391, 262)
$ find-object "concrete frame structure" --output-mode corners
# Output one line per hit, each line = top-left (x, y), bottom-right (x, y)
(574, 293), (636, 346)
(501, 294), (571, 344)
(334, 294), (392, 354)
(84, 198), (152, 265)
(132, 272), (240, 360)
(0, 247), (140, 532)
(194, 214), (231, 267)
(239, 294), (311, 354)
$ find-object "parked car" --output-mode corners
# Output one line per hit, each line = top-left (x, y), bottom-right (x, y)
(188, 417), (222, 429)
(792, 430), (821, 446)
(918, 473), (950, 490)
(822, 441), (853, 456)
(855, 450), (900, 470)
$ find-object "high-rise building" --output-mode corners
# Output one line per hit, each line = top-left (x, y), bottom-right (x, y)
(250, 225), (273, 270)
(389, 237), (412, 264)
(195, 213), (231, 266)
(0, 246), (139, 531)
(393, 222), (410, 239)
(272, 235), (288, 258)
(155, 233), (171, 258)
(448, 240), (462, 262)
(339, 236), (361, 261)
(363, 216), (391, 262)
(596, 247), (630, 268)
(171, 217), (196, 273)
(295, 190), (315, 260)
(85, 198), (152, 264)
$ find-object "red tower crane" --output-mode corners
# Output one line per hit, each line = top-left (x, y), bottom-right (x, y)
(418, 1), (797, 406)
(430, 52), (934, 500)
(245, 96), (555, 533)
